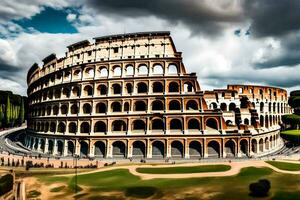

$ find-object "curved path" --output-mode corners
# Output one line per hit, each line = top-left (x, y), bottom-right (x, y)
(61, 160), (300, 180)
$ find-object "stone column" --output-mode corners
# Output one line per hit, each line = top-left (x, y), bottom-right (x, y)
(44, 138), (49, 154)
(166, 139), (171, 158)
(53, 139), (58, 155)
(203, 138), (208, 158)
(127, 140), (132, 158)
(63, 140), (68, 156)
(184, 139), (189, 159)
(146, 139), (152, 158)
(106, 140), (113, 158)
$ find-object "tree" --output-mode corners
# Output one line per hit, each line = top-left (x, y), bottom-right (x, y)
(19, 97), (25, 124)
(249, 179), (271, 197)
(4, 95), (11, 126)
(0, 104), (3, 128)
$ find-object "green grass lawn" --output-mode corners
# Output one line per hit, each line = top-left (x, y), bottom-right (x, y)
(266, 161), (300, 171)
(281, 129), (300, 136)
(136, 164), (231, 174)
(20, 166), (300, 200)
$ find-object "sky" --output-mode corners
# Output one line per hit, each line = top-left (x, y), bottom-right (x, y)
(0, 0), (300, 96)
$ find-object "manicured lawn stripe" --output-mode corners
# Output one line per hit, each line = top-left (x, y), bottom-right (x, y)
(281, 129), (300, 136)
(266, 161), (300, 171)
(136, 164), (231, 174)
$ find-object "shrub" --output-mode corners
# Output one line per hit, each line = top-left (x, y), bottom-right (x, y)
(125, 186), (159, 198)
(249, 179), (271, 197)
(0, 174), (14, 196)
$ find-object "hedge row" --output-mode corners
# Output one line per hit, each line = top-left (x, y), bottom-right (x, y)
(282, 114), (300, 125)
(0, 174), (14, 196)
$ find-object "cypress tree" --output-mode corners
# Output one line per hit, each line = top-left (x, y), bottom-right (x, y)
(19, 98), (25, 125)
(5, 95), (11, 126)
(0, 104), (3, 128)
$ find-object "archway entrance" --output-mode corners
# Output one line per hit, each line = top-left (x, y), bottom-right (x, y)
(189, 141), (202, 158)
(132, 141), (146, 158)
(207, 141), (220, 158)
(112, 141), (126, 158)
(152, 141), (164, 158)
(171, 141), (184, 158)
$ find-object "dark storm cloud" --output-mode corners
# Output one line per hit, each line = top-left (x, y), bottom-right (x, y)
(244, 0), (300, 38)
(0, 59), (22, 80)
(86, 0), (244, 36)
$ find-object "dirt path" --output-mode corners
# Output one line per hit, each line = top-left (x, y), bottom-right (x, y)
(59, 160), (300, 180)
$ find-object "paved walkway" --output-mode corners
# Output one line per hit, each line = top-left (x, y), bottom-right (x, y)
(62, 160), (300, 180)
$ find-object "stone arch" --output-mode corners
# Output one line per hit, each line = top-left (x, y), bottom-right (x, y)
(153, 63), (163, 74)
(80, 122), (90, 134)
(225, 140), (236, 157)
(68, 122), (77, 134)
(152, 82), (164, 93)
(112, 120), (126, 131)
(171, 141), (184, 158)
(206, 118), (218, 130)
(152, 100), (164, 110)
(83, 85), (93, 96)
(97, 85), (107, 95)
(132, 141), (146, 158)
(186, 100), (198, 110)
(188, 118), (200, 130)
(71, 104), (78, 114)
(111, 102), (122, 112)
(72, 86), (80, 97)
(168, 82), (179, 92)
(67, 141), (74, 156)
(168, 64), (178, 74)
(152, 141), (164, 158)
(57, 140), (64, 156)
(57, 122), (66, 133)
(94, 121), (106, 132)
(112, 83), (122, 94)
(48, 140), (54, 154)
(138, 64), (148, 75)
(126, 83), (133, 94)
(60, 104), (68, 115)
(62, 88), (70, 98)
(125, 64), (134, 76)
(94, 141), (105, 158)
(259, 138), (264, 152)
(220, 103), (227, 111)
(240, 139), (248, 155)
(265, 137), (269, 150)
(132, 120), (146, 130)
(251, 139), (258, 153)
(169, 100), (181, 110)
(151, 118), (164, 130)
(207, 140), (220, 158)
(113, 65), (121, 76)
(244, 118), (249, 125)
(189, 141), (202, 158)
(99, 67), (108, 77)
(96, 102), (106, 113)
(40, 139), (45, 152)
(53, 105), (59, 115)
(83, 103), (92, 114)
(80, 141), (89, 157)
(260, 115), (264, 127)
(137, 82), (148, 93)
(209, 102), (217, 110)
(183, 82), (194, 92)
(170, 118), (182, 130)
(112, 141), (126, 158)
(229, 103), (236, 111)
(50, 122), (56, 132)
(134, 101), (147, 111)
(124, 102), (130, 112)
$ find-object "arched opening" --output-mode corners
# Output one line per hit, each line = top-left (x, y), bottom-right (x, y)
(229, 103), (236, 111)
(99, 67), (108, 77)
(126, 83), (133, 94)
(112, 141), (126, 158)
(134, 101), (147, 111)
(153, 64), (163, 74)
(124, 102), (130, 112)
(97, 85), (107, 95)
(46, 106), (51, 115)
(169, 100), (181, 110)
(48, 140), (54, 154)
(62, 88), (70, 98)
(112, 120), (126, 131)
(259, 138), (264, 152)
(80, 141), (88, 157)
(94, 121), (106, 132)
(57, 140), (64, 156)
(171, 141), (184, 158)
(226, 120), (233, 126)
(152, 82), (164, 93)
(113, 65), (121, 76)
(45, 122), (49, 132)
(85, 67), (94, 78)
(96, 103), (106, 113)
(188, 119), (200, 130)
(184, 82), (194, 92)
(244, 118), (249, 125)
(72, 86), (80, 97)
(186, 100), (198, 110)
(132, 141), (146, 158)
(53, 105), (59, 115)
(112, 84), (122, 94)
(111, 102), (122, 112)
(50, 122), (56, 132)
(138, 64), (148, 75)
(206, 118), (218, 130)
(84, 85), (93, 96)
(240, 140), (248, 156)
(251, 139), (258, 153)
(168, 64), (178, 74)
(152, 141), (164, 158)
(94, 141), (105, 158)
(57, 122), (66, 133)
(225, 140), (235, 157)
(260, 115), (264, 127)
(40, 139), (45, 151)
(126, 65), (134, 76)
(61, 104), (68, 115)
(151, 119), (164, 130)
(260, 102), (264, 112)
(83, 103), (92, 114)
(34, 138), (38, 150)
(54, 89), (61, 99)
(68, 122), (77, 134)
(133, 120), (146, 130)
(80, 122), (90, 134)
(67, 141), (74, 156)
(189, 141), (202, 158)
(207, 141), (220, 158)
(170, 119), (182, 130)
(265, 138), (269, 150)
(152, 100), (164, 111)
(209, 103), (217, 110)
(220, 103), (227, 111)
(137, 82), (148, 93)
(70, 104), (78, 115)
(168, 82), (179, 92)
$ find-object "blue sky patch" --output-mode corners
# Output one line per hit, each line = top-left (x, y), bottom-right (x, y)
(15, 7), (77, 34)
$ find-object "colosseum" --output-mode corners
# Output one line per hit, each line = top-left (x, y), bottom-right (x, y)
(25, 31), (292, 159)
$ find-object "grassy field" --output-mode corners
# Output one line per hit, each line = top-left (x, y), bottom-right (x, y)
(136, 164), (231, 174)
(20, 165), (300, 200)
(266, 161), (300, 171)
(281, 129), (300, 135)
